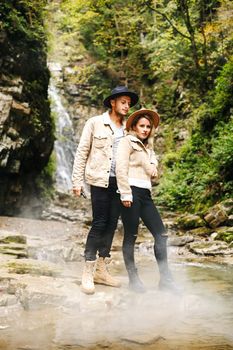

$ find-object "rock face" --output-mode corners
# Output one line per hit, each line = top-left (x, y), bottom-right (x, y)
(0, 2), (54, 216)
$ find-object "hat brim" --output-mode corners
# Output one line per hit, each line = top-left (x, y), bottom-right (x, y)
(126, 109), (160, 131)
(103, 91), (139, 108)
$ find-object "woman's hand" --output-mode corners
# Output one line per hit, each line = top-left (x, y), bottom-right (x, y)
(122, 200), (132, 208)
(151, 166), (158, 178)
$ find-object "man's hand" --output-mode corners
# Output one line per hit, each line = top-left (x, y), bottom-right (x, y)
(73, 188), (82, 197)
(122, 200), (132, 208)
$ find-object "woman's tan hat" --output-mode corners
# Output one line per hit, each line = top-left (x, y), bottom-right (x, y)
(126, 108), (160, 131)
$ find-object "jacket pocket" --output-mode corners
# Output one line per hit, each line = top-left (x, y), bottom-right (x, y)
(93, 135), (107, 148)
(132, 144), (143, 152)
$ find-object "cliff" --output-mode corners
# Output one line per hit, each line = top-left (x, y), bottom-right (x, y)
(0, 1), (54, 216)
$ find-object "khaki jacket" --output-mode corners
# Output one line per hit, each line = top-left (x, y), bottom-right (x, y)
(116, 133), (158, 201)
(72, 111), (125, 189)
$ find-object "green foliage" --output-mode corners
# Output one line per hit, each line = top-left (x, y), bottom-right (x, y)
(156, 60), (233, 212)
(198, 59), (233, 132)
(58, 0), (233, 113)
(215, 230), (233, 244)
(59, 0), (154, 95)
(212, 119), (233, 182)
(0, 0), (47, 42)
(212, 60), (233, 117)
(36, 152), (56, 201)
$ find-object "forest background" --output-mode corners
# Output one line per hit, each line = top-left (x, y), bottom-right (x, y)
(0, 0), (233, 216)
(57, 0), (233, 214)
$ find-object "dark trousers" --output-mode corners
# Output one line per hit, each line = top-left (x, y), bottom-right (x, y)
(84, 177), (121, 261)
(121, 186), (169, 274)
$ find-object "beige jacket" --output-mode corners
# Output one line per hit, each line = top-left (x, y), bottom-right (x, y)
(116, 133), (158, 201)
(72, 111), (125, 189)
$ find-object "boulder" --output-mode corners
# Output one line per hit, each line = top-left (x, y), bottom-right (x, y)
(204, 204), (228, 228)
(176, 214), (205, 229)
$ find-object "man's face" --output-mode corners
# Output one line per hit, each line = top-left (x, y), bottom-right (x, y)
(111, 95), (131, 116)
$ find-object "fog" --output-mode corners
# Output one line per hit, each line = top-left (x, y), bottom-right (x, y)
(1, 259), (233, 350)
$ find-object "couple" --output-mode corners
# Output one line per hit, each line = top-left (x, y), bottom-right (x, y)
(72, 86), (177, 295)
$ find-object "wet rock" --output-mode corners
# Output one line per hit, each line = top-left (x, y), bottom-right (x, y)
(176, 214), (205, 229)
(0, 294), (18, 307)
(121, 333), (165, 345)
(9, 275), (81, 310)
(5, 258), (60, 277)
(186, 227), (213, 237)
(138, 241), (154, 255)
(0, 243), (28, 258)
(41, 202), (90, 222)
(168, 235), (194, 247)
(0, 231), (28, 258)
(187, 240), (233, 256)
(0, 231), (27, 244)
(29, 241), (84, 263)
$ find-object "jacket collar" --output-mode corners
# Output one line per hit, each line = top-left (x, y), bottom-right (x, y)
(128, 134), (151, 150)
(103, 111), (126, 130)
(127, 129), (154, 149)
(103, 111), (111, 125)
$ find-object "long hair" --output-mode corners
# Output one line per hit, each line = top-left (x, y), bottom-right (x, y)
(130, 114), (155, 146)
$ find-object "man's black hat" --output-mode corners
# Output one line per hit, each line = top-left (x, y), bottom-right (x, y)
(103, 86), (139, 108)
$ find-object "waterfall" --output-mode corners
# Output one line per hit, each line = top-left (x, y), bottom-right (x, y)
(48, 63), (76, 193)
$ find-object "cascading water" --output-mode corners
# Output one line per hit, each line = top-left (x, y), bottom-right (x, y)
(48, 63), (76, 193)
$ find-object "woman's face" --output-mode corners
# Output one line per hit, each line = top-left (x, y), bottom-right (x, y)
(133, 117), (152, 141)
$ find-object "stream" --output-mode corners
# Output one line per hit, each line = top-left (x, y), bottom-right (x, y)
(0, 214), (233, 350)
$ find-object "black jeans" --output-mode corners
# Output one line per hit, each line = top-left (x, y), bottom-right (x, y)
(121, 186), (168, 273)
(84, 177), (121, 261)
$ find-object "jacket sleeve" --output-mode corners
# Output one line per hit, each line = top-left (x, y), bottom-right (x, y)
(72, 118), (94, 189)
(116, 137), (133, 202)
(150, 149), (158, 167)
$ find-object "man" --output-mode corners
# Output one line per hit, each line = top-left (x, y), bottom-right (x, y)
(72, 86), (139, 294)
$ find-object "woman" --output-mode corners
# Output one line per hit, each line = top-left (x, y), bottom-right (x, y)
(116, 108), (178, 293)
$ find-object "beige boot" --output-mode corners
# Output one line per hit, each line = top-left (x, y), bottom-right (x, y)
(94, 257), (121, 287)
(81, 260), (96, 294)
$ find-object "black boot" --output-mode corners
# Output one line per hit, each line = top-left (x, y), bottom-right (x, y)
(154, 236), (182, 294)
(158, 270), (181, 294)
(123, 240), (146, 293)
(128, 268), (146, 293)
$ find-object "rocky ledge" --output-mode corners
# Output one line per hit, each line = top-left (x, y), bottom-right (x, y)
(0, 4), (54, 217)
